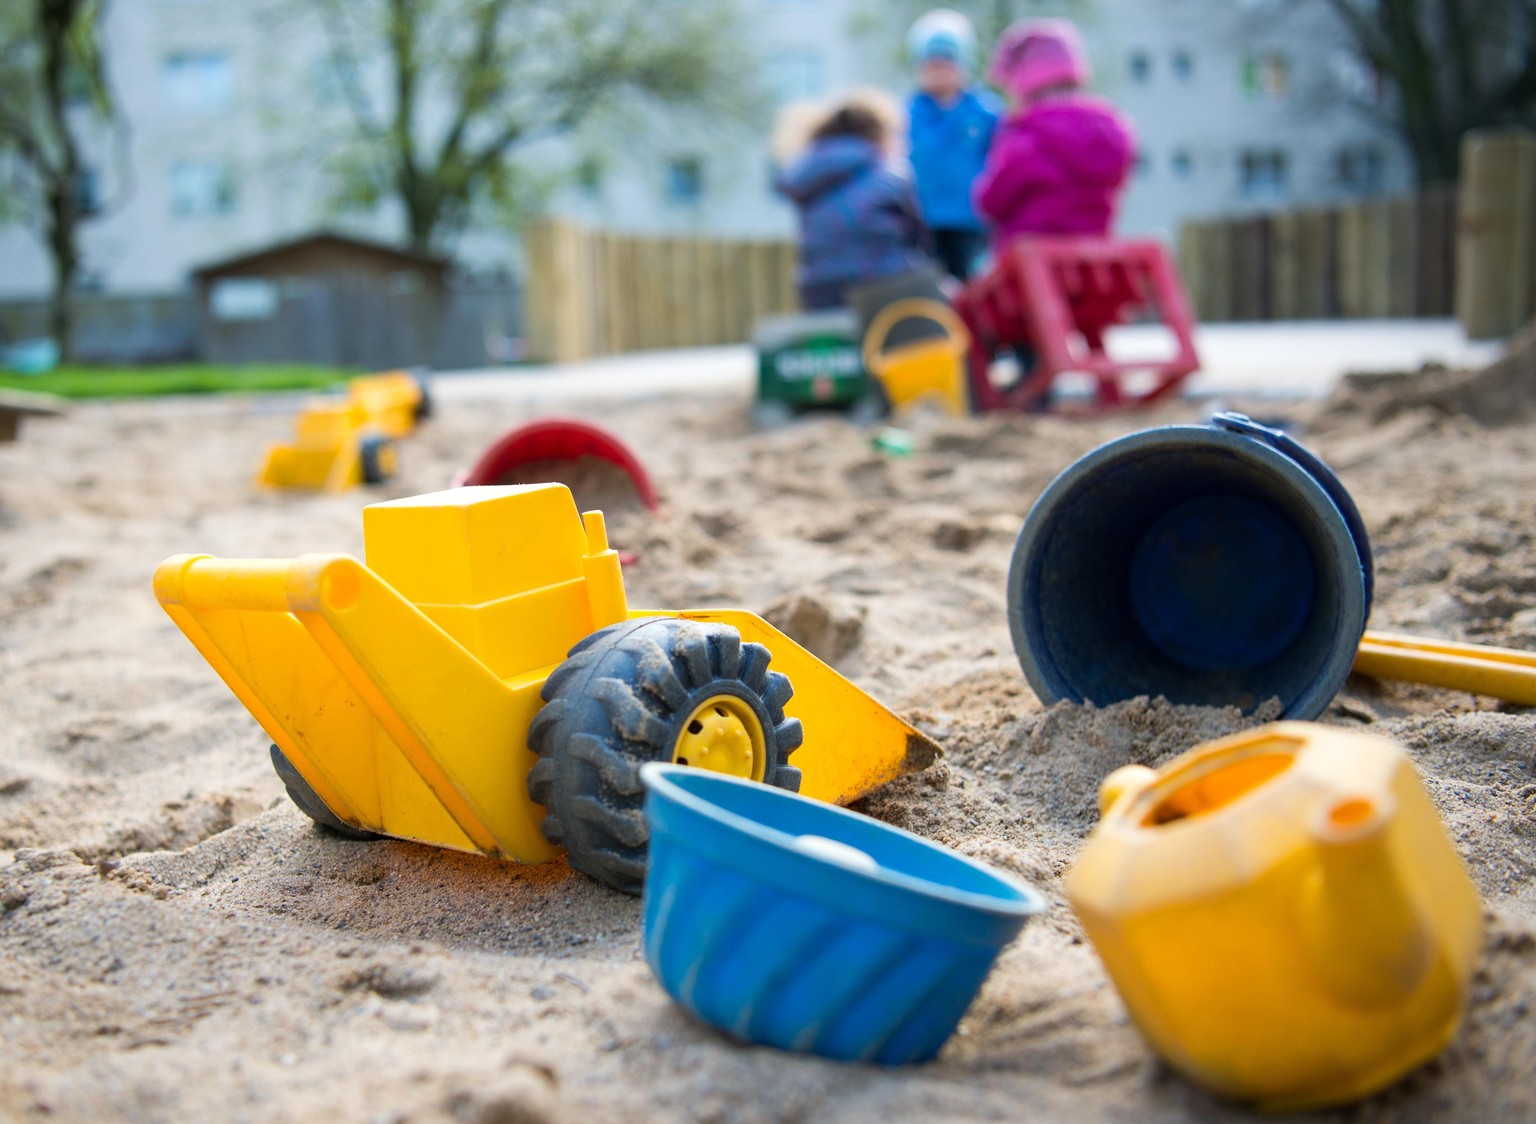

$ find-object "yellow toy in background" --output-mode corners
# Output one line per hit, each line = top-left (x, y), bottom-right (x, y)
(256, 370), (430, 492)
(1066, 723), (1481, 1112)
(861, 298), (971, 416)
(344, 370), (432, 439)
(255, 399), (395, 491)
(153, 484), (937, 893)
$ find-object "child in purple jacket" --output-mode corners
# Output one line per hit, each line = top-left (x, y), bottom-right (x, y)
(972, 20), (1136, 254)
(775, 97), (931, 311)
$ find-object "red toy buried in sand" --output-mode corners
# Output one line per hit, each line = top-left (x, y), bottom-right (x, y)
(454, 418), (660, 512)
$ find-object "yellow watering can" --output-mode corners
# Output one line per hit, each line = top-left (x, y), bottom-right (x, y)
(861, 298), (971, 416)
(1066, 723), (1482, 1111)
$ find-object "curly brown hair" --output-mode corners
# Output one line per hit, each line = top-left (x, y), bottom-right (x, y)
(811, 104), (888, 145)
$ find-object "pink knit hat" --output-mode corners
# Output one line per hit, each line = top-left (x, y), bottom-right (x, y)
(987, 19), (1090, 99)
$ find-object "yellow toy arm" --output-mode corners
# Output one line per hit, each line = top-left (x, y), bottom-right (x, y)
(668, 609), (940, 805)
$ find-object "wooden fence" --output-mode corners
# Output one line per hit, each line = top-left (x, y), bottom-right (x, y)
(527, 130), (1536, 361)
(524, 220), (798, 364)
(1455, 129), (1536, 340)
(1179, 128), (1536, 339)
(0, 293), (199, 363)
(195, 280), (522, 370)
(1177, 185), (1459, 324)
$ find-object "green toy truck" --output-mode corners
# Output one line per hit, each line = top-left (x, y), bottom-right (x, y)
(751, 310), (886, 428)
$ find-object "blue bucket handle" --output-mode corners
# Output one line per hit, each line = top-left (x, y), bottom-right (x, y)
(1212, 412), (1375, 613)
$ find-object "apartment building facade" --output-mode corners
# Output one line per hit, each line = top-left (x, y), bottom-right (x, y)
(0, 0), (1408, 299)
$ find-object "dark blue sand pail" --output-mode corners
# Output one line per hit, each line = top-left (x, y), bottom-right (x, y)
(1007, 413), (1374, 720)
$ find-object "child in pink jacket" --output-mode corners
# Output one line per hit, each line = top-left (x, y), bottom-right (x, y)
(972, 20), (1136, 253)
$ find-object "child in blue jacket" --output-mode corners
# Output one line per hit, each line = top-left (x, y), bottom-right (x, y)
(906, 10), (1000, 281)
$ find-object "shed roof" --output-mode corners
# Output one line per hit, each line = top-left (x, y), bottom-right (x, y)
(192, 230), (449, 281)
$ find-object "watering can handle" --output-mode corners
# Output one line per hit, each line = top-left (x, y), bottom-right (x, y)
(862, 298), (972, 375)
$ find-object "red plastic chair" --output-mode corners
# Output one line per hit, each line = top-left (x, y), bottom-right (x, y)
(955, 237), (1201, 412)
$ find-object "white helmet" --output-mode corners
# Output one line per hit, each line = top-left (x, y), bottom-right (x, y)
(906, 9), (978, 73)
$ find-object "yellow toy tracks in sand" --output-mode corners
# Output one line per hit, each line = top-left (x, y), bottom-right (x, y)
(154, 484), (937, 893)
(256, 371), (429, 492)
(1067, 723), (1481, 1111)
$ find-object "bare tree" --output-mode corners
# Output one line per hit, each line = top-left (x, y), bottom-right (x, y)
(0, 0), (116, 359)
(311, 0), (755, 251)
(1303, 0), (1536, 184)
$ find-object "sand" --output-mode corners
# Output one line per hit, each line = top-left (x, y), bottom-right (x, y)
(1, 374), (1533, 1123)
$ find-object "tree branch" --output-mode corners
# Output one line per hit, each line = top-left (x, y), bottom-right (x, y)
(314, 0), (386, 141)
(434, 0), (514, 176)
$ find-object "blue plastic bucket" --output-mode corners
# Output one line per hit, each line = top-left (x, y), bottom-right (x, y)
(1007, 413), (1374, 720)
(640, 763), (1045, 1065)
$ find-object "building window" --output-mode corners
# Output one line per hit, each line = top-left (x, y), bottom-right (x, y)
(1336, 145), (1386, 193)
(1239, 148), (1289, 201)
(1171, 50), (1194, 82)
(664, 157), (703, 206)
(1171, 149), (1193, 179)
(163, 52), (232, 113)
(171, 160), (236, 216)
(210, 278), (279, 322)
(75, 166), (102, 217)
(1241, 53), (1290, 100)
(1128, 51), (1152, 84)
(1332, 50), (1384, 104)
(764, 48), (824, 104)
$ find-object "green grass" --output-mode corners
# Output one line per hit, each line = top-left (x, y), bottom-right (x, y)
(0, 364), (357, 399)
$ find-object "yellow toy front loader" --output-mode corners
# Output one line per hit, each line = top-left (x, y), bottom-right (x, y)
(256, 371), (430, 492)
(154, 485), (938, 892)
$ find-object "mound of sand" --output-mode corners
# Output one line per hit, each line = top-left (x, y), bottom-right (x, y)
(1, 386), (1532, 1122)
(1330, 320), (1536, 427)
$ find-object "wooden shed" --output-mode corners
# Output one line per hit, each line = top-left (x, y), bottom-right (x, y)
(192, 231), (452, 368)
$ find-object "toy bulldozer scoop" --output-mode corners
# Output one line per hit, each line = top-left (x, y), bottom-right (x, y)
(154, 485), (937, 893)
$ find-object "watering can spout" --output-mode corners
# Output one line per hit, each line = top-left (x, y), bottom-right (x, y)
(1300, 791), (1434, 1008)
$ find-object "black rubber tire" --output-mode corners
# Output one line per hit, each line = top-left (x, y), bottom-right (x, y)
(269, 744), (383, 841)
(526, 617), (803, 894)
(410, 371), (434, 422)
(358, 434), (395, 485)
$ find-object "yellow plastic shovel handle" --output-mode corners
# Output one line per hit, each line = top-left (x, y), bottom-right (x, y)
(1354, 631), (1536, 706)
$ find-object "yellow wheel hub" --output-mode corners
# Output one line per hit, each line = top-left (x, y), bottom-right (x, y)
(673, 694), (766, 781)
